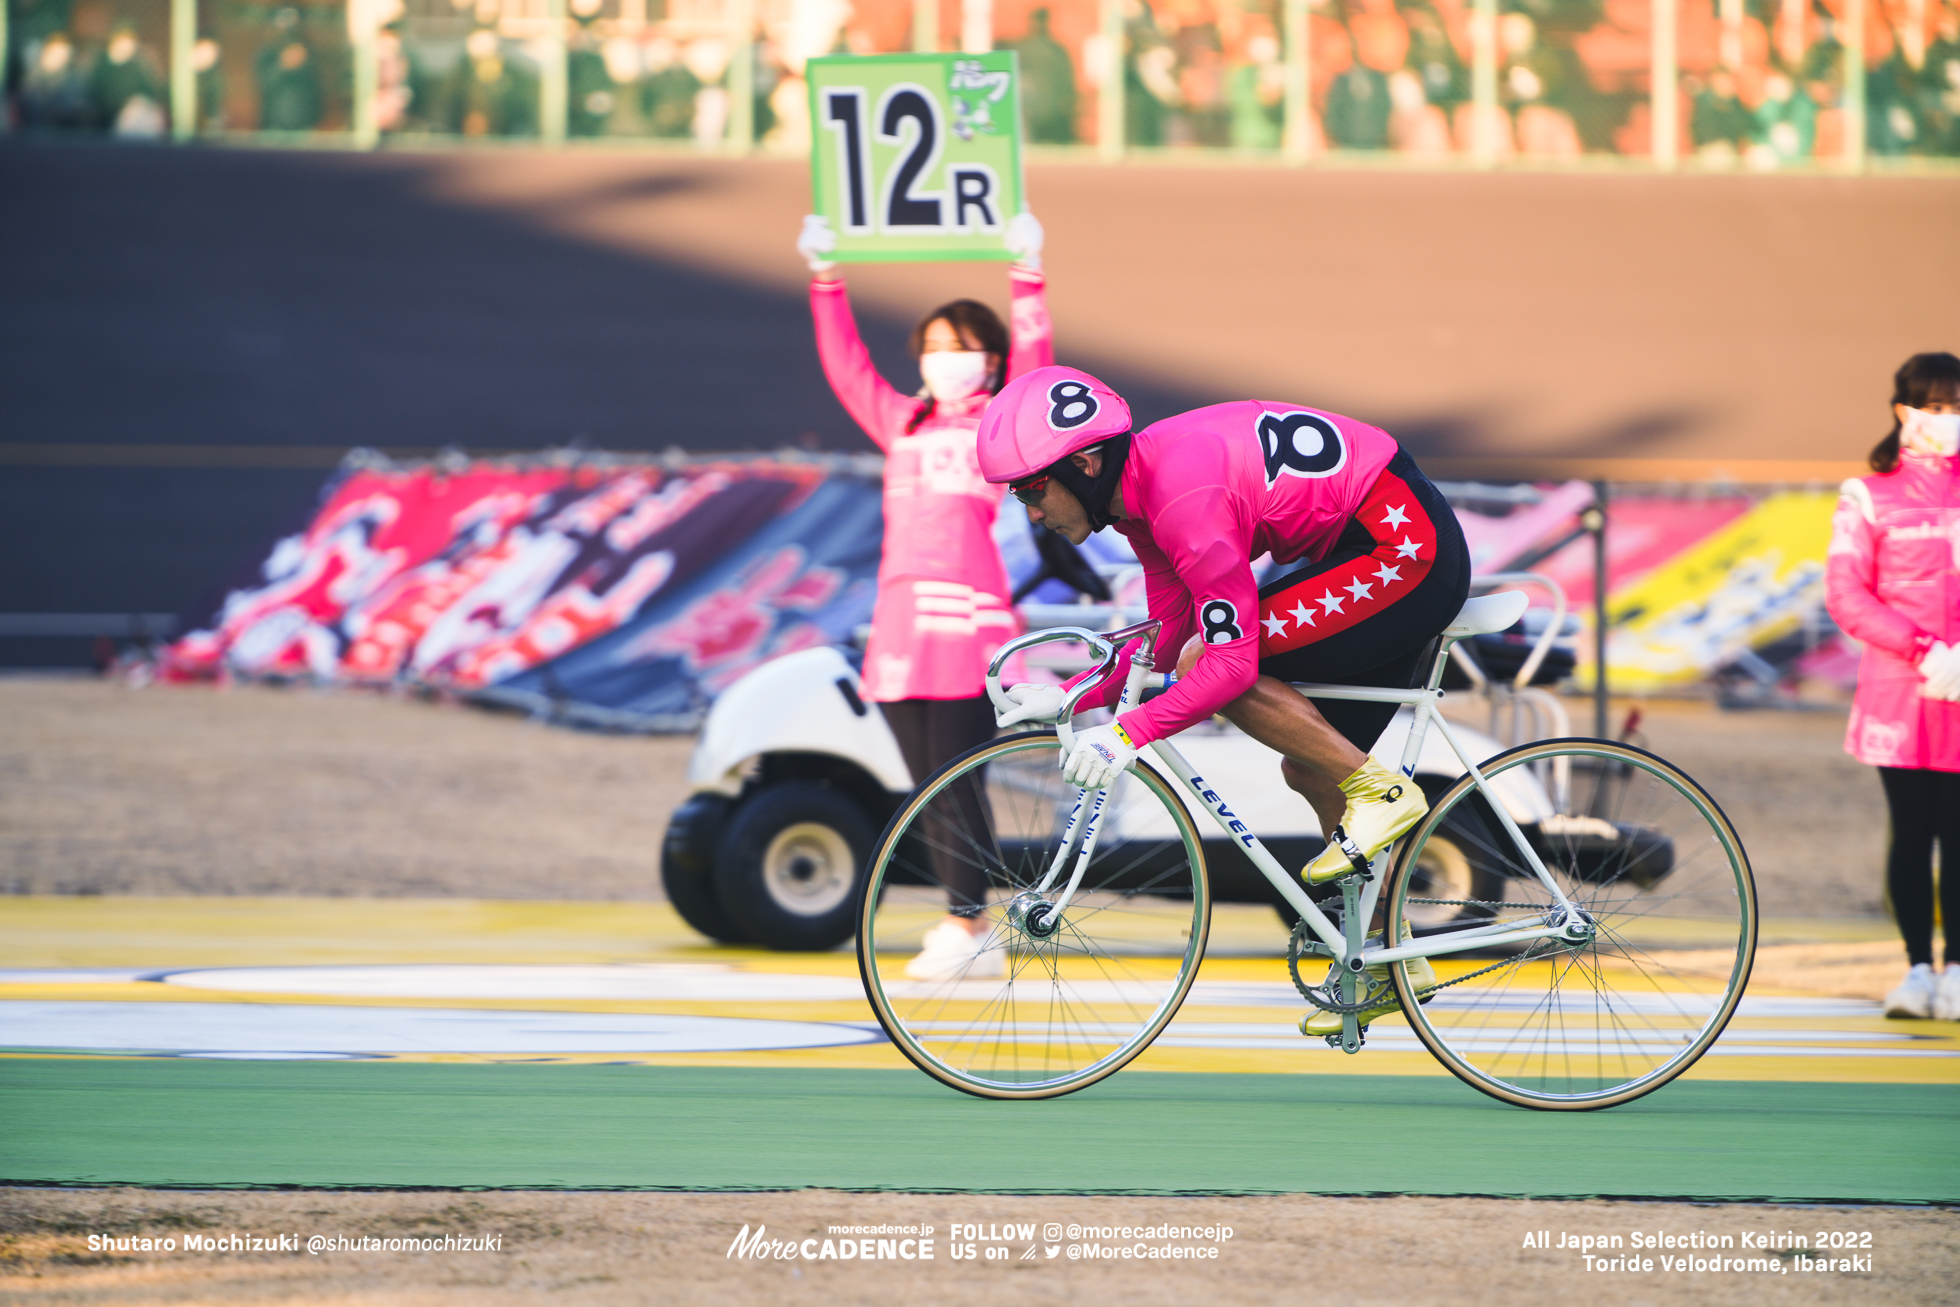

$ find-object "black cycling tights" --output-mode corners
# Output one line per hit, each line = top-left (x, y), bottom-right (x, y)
(1877, 766), (1960, 967)
(881, 696), (997, 917)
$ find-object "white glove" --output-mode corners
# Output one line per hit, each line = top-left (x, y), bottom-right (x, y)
(996, 682), (1067, 728)
(1919, 641), (1960, 701)
(1061, 721), (1138, 790)
(1005, 210), (1044, 271)
(797, 214), (837, 273)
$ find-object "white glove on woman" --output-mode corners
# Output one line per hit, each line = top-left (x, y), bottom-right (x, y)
(995, 682), (1067, 728)
(1005, 210), (1044, 271)
(1919, 641), (1960, 701)
(1061, 721), (1139, 790)
(797, 214), (837, 273)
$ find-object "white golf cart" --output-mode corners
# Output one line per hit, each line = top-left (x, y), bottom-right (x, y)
(660, 552), (1615, 951)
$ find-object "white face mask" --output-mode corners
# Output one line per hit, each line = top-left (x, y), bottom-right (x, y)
(919, 350), (994, 403)
(1902, 406), (1960, 458)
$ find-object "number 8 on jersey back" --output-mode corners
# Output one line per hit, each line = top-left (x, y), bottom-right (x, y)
(806, 52), (1026, 263)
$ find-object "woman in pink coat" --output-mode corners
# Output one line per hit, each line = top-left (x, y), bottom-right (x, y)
(797, 212), (1053, 980)
(1824, 351), (1960, 1021)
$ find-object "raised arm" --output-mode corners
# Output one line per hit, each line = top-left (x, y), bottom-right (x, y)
(809, 278), (918, 453)
(1002, 211), (1053, 380)
(1005, 267), (1053, 380)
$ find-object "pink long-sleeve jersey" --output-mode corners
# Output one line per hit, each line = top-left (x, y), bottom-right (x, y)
(1824, 448), (1960, 771)
(811, 269), (1053, 701)
(1082, 401), (1400, 745)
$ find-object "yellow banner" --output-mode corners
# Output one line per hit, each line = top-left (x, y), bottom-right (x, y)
(1581, 492), (1837, 693)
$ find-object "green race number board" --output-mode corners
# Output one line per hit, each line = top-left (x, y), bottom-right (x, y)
(806, 52), (1024, 263)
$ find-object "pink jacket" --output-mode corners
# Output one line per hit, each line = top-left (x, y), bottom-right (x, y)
(1824, 448), (1960, 772)
(1078, 400), (1401, 746)
(811, 270), (1053, 701)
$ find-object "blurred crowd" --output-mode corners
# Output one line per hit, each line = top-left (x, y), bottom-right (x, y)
(1078, 0), (1960, 161)
(9, 0), (345, 134)
(6, 0), (1958, 158)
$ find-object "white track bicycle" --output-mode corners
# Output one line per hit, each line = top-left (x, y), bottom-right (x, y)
(855, 591), (1757, 1109)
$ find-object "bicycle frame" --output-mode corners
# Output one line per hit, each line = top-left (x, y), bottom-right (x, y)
(985, 620), (1594, 980)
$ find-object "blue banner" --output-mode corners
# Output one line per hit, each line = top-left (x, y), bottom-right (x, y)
(477, 473), (885, 731)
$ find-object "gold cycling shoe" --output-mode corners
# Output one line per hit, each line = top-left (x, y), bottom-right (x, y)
(1299, 931), (1437, 1037)
(1302, 758), (1428, 885)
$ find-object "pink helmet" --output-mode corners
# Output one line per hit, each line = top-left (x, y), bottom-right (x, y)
(977, 366), (1132, 484)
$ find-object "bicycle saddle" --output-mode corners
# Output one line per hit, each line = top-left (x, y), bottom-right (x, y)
(1444, 590), (1530, 638)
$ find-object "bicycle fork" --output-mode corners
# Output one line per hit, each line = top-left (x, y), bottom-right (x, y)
(1019, 651), (1155, 938)
(1015, 780), (1109, 939)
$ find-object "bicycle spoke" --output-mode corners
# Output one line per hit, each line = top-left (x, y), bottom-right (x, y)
(859, 734), (1209, 1099)
(1388, 739), (1754, 1110)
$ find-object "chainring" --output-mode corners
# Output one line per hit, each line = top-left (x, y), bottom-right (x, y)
(1286, 919), (1389, 1014)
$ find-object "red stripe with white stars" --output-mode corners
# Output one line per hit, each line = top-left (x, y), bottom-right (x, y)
(1256, 467), (1439, 654)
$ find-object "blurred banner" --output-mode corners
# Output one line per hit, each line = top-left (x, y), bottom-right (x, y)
(159, 453), (882, 730)
(1414, 480), (1840, 701)
(478, 471), (881, 727)
(1535, 493), (1756, 605)
(1586, 489), (1838, 694)
(8, 0), (1954, 163)
(153, 452), (1843, 726)
(806, 50), (1024, 261)
(1453, 483), (1840, 697)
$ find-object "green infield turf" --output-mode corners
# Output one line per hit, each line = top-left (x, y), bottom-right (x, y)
(1, 1061), (1951, 1203)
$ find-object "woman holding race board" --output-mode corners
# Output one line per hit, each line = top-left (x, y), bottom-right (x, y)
(1824, 351), (1960, 1021)
(796, 208), (1051, 981)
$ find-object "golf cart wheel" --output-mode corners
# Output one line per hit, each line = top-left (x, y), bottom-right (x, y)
(716, 782), (874, 952)
(661, 793), (746, 943)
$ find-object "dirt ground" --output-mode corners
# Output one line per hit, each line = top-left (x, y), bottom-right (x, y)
(0, 679), (687, 901)
(0, 677), (1891, 916)
(1, 1187), (1952, 1307)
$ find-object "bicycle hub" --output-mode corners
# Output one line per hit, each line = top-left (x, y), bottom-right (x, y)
(1557, 907), (1598, 944)
(1008, 891), (1060, 939)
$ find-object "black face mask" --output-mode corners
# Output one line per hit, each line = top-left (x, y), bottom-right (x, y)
(1045, 433), (1133, 533)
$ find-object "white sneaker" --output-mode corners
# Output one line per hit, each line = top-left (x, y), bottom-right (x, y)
(1883, 963), (1938, 1019)
(904, 919), (1005, 981)
(1934, 966), (1960, 1021)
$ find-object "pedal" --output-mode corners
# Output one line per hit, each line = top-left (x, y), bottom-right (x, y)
(1330, 825), (1374, 881)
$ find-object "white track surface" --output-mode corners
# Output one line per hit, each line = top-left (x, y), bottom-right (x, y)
(0, 963), (1949, 1064)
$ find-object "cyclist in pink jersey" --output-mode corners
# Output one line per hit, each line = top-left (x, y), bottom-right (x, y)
(799, 212), (1053, 980)
(981, 366), (1471, 1035)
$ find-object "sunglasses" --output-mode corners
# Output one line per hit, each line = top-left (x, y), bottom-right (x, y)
(1009, 474), (1051, 506)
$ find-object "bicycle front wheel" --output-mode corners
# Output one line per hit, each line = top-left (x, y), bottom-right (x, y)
(858, 732), (1210, 1100)
(1384, 739), (1756, 1110)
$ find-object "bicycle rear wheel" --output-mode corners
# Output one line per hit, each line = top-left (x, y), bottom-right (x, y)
(1384, 738), (1755, 1110)
(857, 732), (1210, 1100)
